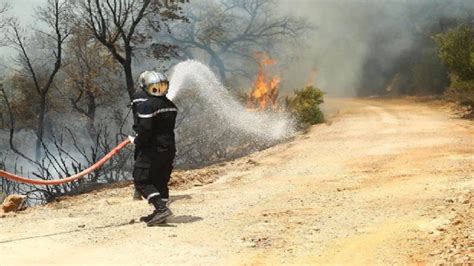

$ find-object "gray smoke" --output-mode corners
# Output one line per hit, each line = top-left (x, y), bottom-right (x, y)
(276, 0), (474, 96)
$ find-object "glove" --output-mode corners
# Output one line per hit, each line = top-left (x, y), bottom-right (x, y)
(128, 135), (136, 144)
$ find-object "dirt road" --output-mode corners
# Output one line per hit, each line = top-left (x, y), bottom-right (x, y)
(1, 98), (472, 265)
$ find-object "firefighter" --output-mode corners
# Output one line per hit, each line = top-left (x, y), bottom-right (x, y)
(130, 89), (149, 200)
(128, 71), (178, 226)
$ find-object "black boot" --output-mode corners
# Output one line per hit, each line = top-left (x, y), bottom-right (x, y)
(140, 199), (170, 223)
(147, 198), (173, 226)
(139, 210), (157, 223)
(162, 198), (170, 207)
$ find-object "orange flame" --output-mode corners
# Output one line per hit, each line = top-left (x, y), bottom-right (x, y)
(249, 52), (281, 111)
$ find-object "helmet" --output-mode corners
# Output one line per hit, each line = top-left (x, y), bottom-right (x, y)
(137, 71), (169, 96)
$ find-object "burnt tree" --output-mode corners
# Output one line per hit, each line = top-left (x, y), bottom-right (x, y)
(62, 25), (121, 141)
(166, 0), (310, 83)
(7, 0), (71, 160)
(77, 0), (188, 100)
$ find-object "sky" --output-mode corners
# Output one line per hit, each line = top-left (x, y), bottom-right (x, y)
(2, 0), (43, 23)
(0, 0), (47, 59)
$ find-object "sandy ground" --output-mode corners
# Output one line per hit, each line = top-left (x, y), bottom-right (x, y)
(0, 98), (472, 265)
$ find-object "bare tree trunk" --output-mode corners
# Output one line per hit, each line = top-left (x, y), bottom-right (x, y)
(9, 0), (70, 162)
(69, 85), (99, 142)
(85, 90), (97, 141)
(123, 60), (134, 100)
(35, 95), (47, 160)
(80, 1), (187, 100)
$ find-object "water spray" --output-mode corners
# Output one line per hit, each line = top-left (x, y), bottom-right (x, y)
(169, 60), (295, 141)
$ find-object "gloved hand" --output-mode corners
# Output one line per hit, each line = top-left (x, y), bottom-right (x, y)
(128, 135), (136, 144)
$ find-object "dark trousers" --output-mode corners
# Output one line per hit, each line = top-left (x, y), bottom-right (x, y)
(133, 148), (175, 202)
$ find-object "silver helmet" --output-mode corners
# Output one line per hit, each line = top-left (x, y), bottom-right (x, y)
(137, 71), (169, 96)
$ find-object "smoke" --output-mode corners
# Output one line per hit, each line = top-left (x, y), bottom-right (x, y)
(276, 0), (474, 96)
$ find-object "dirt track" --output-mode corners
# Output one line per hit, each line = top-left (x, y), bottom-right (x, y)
(1, 98), (473, 265)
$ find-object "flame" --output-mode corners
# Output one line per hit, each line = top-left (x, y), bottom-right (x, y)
(249, 52), (281, 111)
(306, 68), (319, 88)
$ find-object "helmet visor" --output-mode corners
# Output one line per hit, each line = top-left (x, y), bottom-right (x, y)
(147, 81), (169, 96)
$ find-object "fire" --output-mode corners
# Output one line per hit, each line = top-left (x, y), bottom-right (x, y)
(248, 52), (281, 111)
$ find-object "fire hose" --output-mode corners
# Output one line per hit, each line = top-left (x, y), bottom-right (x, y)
(0, 138), (131, 186)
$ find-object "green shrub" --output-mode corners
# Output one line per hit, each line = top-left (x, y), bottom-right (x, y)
(435, 24), (474, 111)
(435, 25), (474, 81)
(445, 77), (474, 108)
(287, 86), (325, 127)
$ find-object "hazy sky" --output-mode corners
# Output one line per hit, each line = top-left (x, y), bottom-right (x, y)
(0, 0), (47, 59)
(2, 0), (45, 24)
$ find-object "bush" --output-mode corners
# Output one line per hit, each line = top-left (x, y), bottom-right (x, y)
(435, 25), (474, 81)
(435, 24), (474, 112)
(287, 86), (325, 127)
(445, 77), (474, 108)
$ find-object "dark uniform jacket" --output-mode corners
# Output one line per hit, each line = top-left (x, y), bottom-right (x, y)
(131, 91), (149, 160)
(131, 91), (149, 124)
(133, 95), (178, 154)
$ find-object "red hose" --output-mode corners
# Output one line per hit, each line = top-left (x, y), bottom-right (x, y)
(0, 139), (131, 186)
